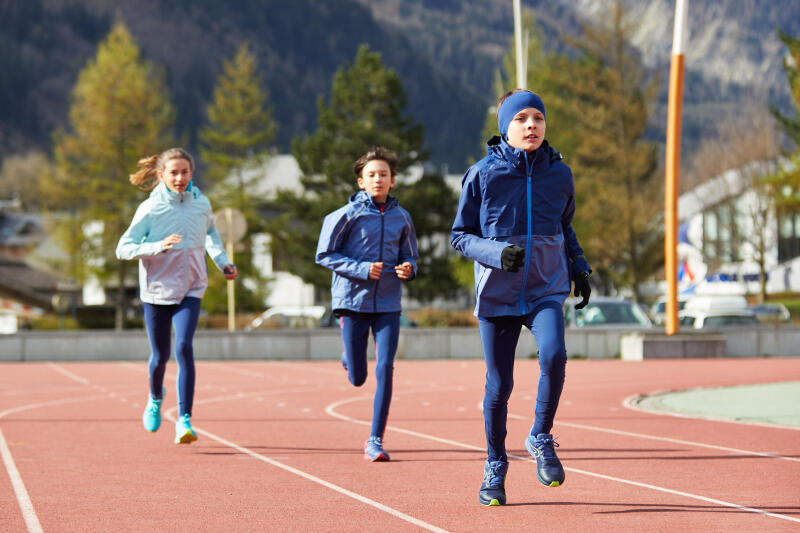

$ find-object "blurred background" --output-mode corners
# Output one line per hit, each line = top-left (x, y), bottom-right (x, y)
(1, 0), (799, 332)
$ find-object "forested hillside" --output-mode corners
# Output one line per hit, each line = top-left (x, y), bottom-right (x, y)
(2, 0), (799, 169)
(0, 0), (484, 168)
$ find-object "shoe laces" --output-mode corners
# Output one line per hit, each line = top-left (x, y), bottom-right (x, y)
(483, 461), (507, 487)
(535, 435), (559, 460)
(178, 414), (192, 426)
(366, 436), (384, 449)
(146, 398), (161, 414)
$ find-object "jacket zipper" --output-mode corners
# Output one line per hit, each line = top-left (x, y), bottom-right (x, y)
(373, 204), (385, 312)
(521, 152), (533, 315)
(181, 192), (189, 296)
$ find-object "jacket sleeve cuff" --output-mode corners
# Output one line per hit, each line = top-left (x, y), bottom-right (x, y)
(571, 255), (591, 275)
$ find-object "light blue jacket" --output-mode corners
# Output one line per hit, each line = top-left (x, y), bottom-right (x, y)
(116, 182), (229, 305)
(316, 190), (418, 313)
(452, 137), (591, 317)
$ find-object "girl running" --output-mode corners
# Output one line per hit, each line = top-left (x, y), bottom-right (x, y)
(116, 147), (237, 444)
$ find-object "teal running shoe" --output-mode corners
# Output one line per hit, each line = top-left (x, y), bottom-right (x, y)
(525, 433), (564, 487)
(478, 459), (508, 506)
(142, 387), (165, 432)
(363, 436), (389, 461)
(174, 413), (198, 444)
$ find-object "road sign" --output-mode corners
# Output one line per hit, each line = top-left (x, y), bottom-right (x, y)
(215, 208), (247, 243)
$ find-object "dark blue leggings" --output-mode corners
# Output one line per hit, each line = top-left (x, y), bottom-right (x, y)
(143, 297), (202, 417)
(340, 312), (400, 438)
(478, 301), (567, 462)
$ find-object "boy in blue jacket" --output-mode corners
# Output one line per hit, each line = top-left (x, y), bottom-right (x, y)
(316, 146), (418, 462)
(451, 90), (592, 505)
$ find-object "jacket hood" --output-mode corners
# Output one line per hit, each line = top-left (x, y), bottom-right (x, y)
(486, 136), (563, 169)
(348, 189), (399, 209)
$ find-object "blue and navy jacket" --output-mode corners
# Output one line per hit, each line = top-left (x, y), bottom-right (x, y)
(316, 190), (418, 313)
(451, 137), (591, 317)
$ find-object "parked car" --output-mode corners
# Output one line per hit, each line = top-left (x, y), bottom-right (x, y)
(748, 303), (791, 324)
(678, 295), (759, 329)
(565, 297), (653, 328)
(246, 305), (326, 330)
(649, 296), (689, 325)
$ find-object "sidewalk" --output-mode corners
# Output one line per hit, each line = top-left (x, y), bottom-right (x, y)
(637, 381), (800, 428)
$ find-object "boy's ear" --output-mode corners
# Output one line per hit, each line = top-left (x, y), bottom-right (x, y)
(356, 176), (364, 189)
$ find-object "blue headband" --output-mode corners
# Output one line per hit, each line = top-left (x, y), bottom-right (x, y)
(497, 91), (546, 138)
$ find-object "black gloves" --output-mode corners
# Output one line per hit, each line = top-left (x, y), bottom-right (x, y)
(573, 271), (591, 309)
(501, 245), (525, 272)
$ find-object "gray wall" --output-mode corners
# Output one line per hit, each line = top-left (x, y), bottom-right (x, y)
(2, 326), (800, 361)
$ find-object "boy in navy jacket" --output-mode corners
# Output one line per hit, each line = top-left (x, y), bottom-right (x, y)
(452, 90), (591, 505)
(316, 146), (418, 461)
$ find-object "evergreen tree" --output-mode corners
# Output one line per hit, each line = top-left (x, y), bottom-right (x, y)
(271, 44), (460, 302)
(199, 42), (277, 313)
(49, 23), (174, 329)
(563, 0), (662, 300)
(771, 30), (800, 147)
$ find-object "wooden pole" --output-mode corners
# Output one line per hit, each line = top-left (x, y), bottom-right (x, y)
(665, 0), (688, 335)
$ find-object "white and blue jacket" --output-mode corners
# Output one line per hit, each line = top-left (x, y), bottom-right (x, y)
(316, 190), (418, 313)
(452, 137), (591, 317)
(116, 182), (229, 305)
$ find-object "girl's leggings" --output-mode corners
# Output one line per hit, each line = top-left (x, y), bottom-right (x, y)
(340, 311), (401, 438)
(478, 300), (567, 462)
(143, 297), (202, 417)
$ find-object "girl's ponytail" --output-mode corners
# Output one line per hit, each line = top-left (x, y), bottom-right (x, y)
(129, 154), (161, 191)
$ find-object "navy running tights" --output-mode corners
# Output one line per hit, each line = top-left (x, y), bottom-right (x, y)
(478, 300), (567, 462)
(340, 312), (400, 438)
(143, 297), (202, 417)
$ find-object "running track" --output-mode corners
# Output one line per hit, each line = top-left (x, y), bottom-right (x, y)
(1, 358), (799, 532)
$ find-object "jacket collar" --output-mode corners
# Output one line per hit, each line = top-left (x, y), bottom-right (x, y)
(152, 182), (196, 203)
(486, 136), (561, 171)
(349, 190), (398, 210)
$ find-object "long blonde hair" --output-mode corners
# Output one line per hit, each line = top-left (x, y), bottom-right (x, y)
(129, 147), (195, 190)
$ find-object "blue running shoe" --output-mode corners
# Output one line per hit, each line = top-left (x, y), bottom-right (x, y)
(363, 436), (389, 462)
(525, 433), (564, 487)
(142, 387), (165, 432)
(174, 413), (198, 444)
(478, 459), (508, 506)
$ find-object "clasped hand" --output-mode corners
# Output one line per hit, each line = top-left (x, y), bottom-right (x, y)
(369, 262), (413, 280)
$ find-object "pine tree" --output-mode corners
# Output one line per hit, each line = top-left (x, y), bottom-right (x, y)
(50, 23), (174, 329)
(271, 44), (460, 302)
(563, 0), (662, 300)
(199, 42), (277, 313)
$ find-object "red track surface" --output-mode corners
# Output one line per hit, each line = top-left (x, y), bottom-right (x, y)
(1, 358), (799, 532)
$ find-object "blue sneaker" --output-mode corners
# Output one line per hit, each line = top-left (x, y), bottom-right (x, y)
(142, 387), (165, 432)
(525, 433), (564, 487)
(174, 413), (198, 444)
(478, 459), (508, 506)
(363, 436), (389, 462)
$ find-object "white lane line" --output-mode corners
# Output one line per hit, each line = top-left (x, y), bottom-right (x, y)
(326, 395), (800, 525)
(47, 363), (90, 385)
(0, 393), (114, 533)
(0, 427), (43, 533)
(513, 415), (800, 463)
(161, 399), (448, 533)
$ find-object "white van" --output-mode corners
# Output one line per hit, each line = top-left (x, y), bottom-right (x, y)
(678, 296), (758, 329)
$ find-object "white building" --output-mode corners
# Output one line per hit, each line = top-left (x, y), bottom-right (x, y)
(676, 158), (799, 296)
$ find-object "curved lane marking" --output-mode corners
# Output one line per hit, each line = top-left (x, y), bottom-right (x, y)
(326, 394), (800, 525)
